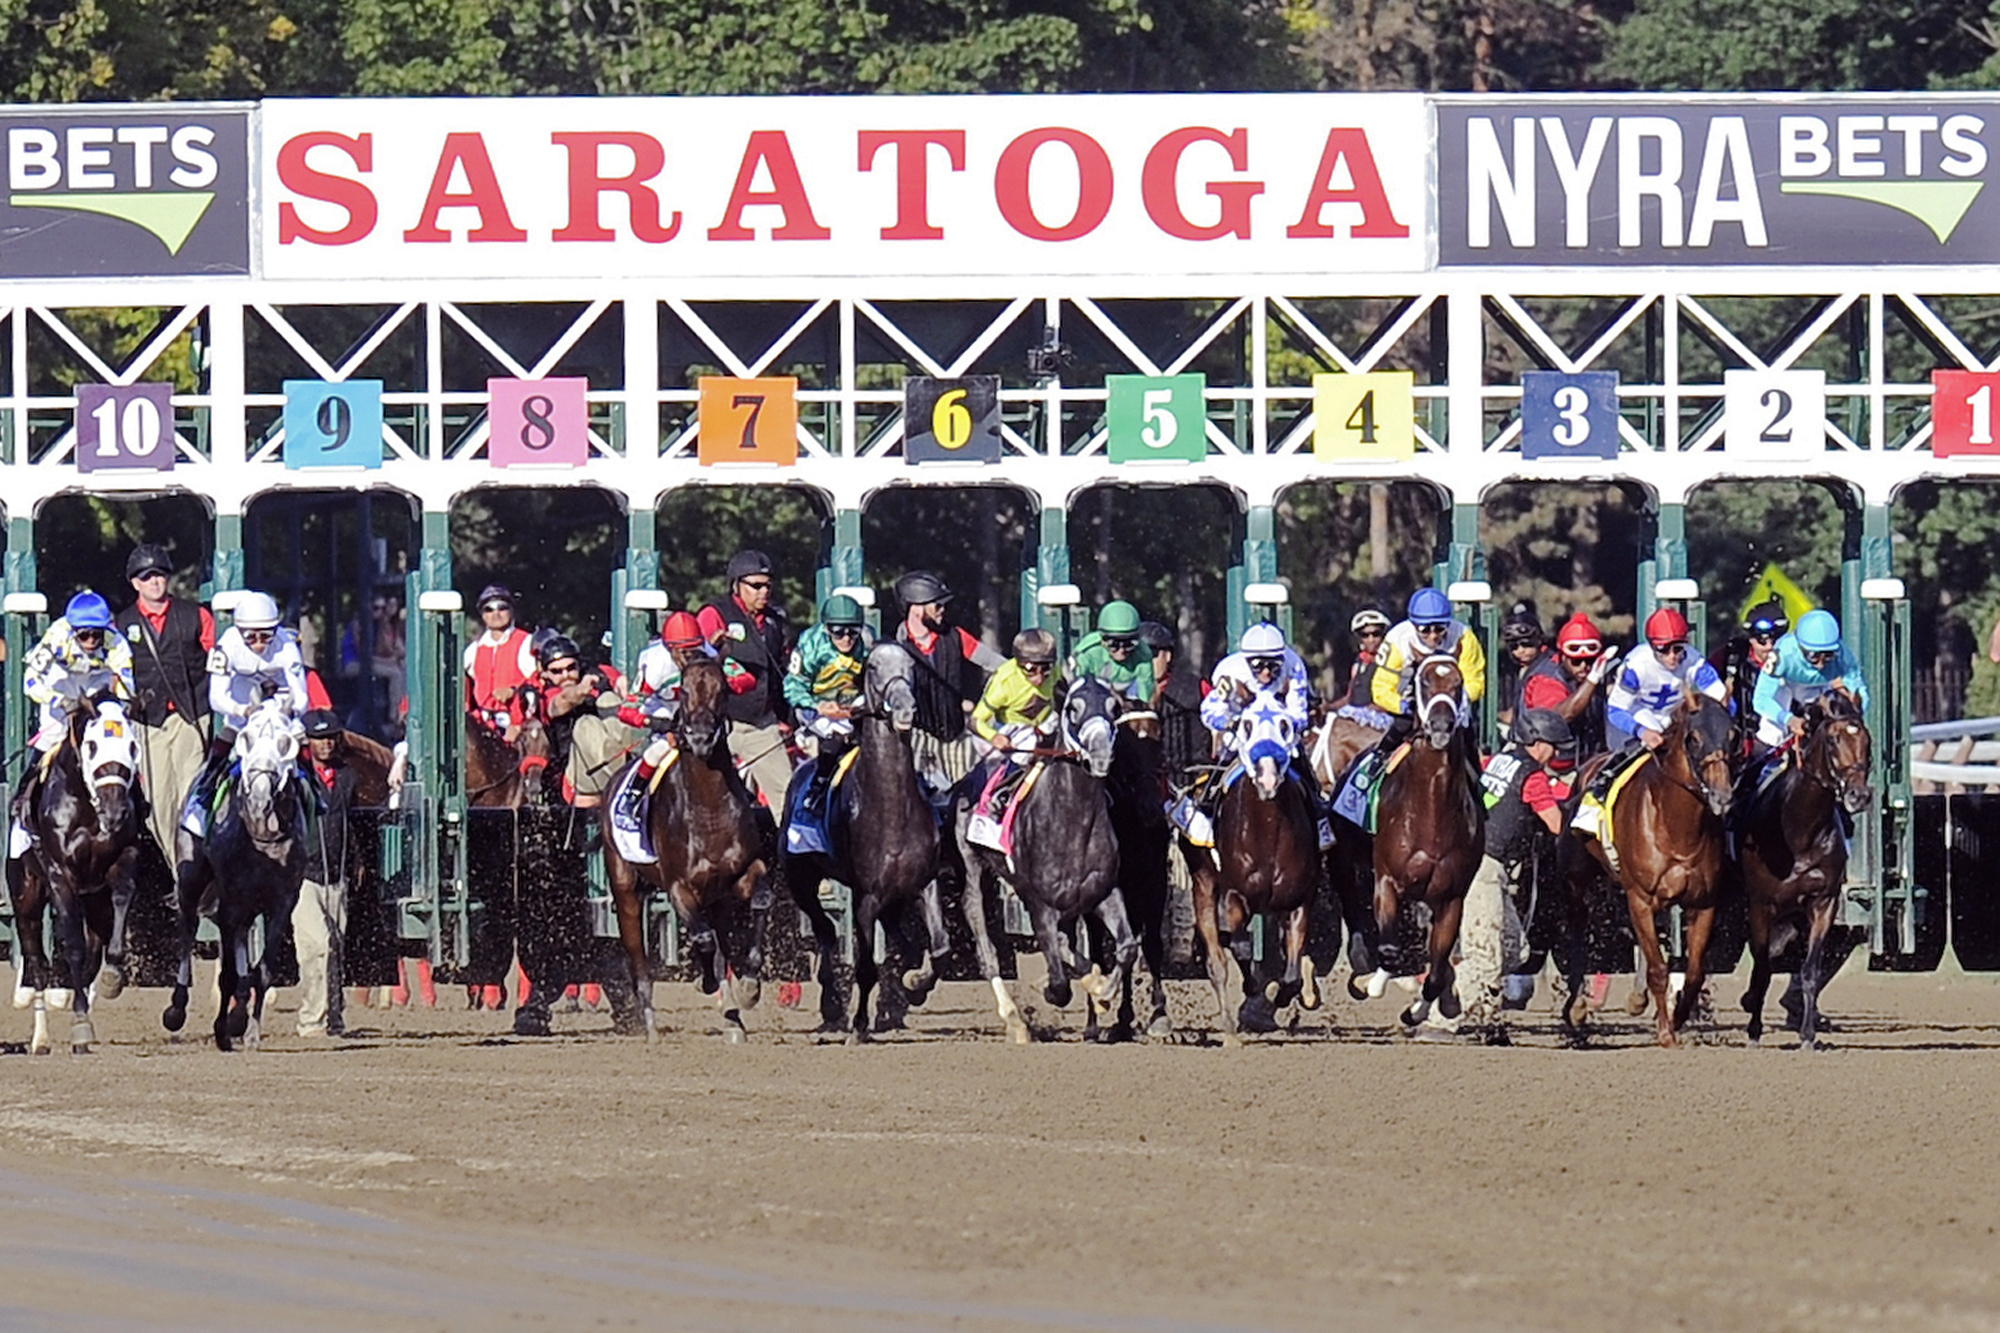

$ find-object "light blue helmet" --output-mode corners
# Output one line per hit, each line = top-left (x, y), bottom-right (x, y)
(1795, 608), (1841, 654)
(64, 591), (113, 631)
(1407, 586), (1452, 624)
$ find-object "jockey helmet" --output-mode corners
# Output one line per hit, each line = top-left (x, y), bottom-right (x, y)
(1138, 620), (1175, 654)
(1239, 622), (1286, 656)
(1502, 606), (1544, 648)
(1407, 586), (1452, 625)
(895, 570), (952, 606)
(64, 591), (114, 631)
(1350, 606), (1391, 634)
(1796, 608), (1841, 654)
(1644, 606), (1689, 649)
(662, 611), (705, 650)
(726, 550), (773, 584)
(819, 594), (864, 627)
(537, 633), (580, 669)
(476, 584), (514, 611)
(1555, 613), (1603, 658)
(1096, 600), (1141, 636)
(1744, 599), (1789, 639)
(303, 709), (343, 740)
(1013, 628), (1058, 665)
(233, 591), (282, 631)
(125, 543), (172, 580)
(1517, 708), (1575, 751)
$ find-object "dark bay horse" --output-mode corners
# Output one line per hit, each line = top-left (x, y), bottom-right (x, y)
(162, 698), (308, 1050)
(601, 656), (769, 1042)
(1568, 688), (1736, 1047)
(1363, 654), (1483, 1031)
(1185, 697), (1322, 1042)
(1094, 701), (1173, 1040)
(783, 641), (949, 1041)
(465, 695), (553, 809)
(962, 676), (1131, 1043)
(8, 695), (144, 1054)
(1738, 689), (1872, 1048)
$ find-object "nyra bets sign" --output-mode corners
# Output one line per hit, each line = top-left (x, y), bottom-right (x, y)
(1438, 96), (2000, 266)
(259, 96), (1429, 282)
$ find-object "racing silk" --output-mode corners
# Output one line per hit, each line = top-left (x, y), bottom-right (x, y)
(971, 659), (1058, 746)
(1605, 644), (1726, 742)
(783, 624), (868, 712)
(208, 625), (311, 730)
(1751, 633), (1869, 748)
(463, 627), (536, 726)
(1370, 618), (1488, 715)
(25, 618), (135, 748)
(1201, 650), (1311, 737)
(1069, 629), (1156, 702)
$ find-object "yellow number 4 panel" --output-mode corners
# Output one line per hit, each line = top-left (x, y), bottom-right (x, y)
(1312, 371), (1415, 461)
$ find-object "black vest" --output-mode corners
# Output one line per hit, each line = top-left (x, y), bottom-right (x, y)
(1158, 671), (1209, 774)
(115, 598), (211, 727)
(1509, 653), (1606, 757)
(899, 624), (977, 740)
(705, 598), (788, 728)
(1480, 746), (1548, 865)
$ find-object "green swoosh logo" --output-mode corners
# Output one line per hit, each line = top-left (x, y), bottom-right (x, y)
(1779, 180), (1984, 244)
(8, 192), (215, 254)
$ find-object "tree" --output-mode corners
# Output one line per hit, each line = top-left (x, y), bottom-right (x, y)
(1598, 0), (1989, 91)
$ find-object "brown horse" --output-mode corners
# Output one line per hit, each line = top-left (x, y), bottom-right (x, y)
(600, 656), (769, 1042)
(465, 697), (553, 809)
(1364, 654), (1483, 1031)
(1570, 688), (1736, 1047)
(1737, 689), (1872, 1048)
(1185, 699), (1322, 1042)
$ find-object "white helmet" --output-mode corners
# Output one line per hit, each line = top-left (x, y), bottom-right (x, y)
(1239, 622), (1286, 656)
(233, 591), (281, 631)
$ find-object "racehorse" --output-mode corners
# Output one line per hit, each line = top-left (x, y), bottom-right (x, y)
(1567, 688), (1736, 1047)
(1091, 699), (1174, 1040)
(162, 696), (308, 1050)
(961, 676), (1131, 1043)
(600, 656), (770, 1042)
(1737, 689), (1872, 1048)
(1362, 654), (1483, 1031)
(465, 695), (553, 809)
(785, 642), (949, 1040)
(8, 693), (143, 1054)
(1184, 695), (1323, 1042)
(335, 728), (398, 807)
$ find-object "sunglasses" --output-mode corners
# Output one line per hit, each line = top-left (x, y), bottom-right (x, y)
(1248, 656), (1283, 673)
(545, 660), (580, 674)
(740, 579), (772, 591)
(480, 601), (511, 613)
(132, 569), (169, 581)
(243, 629), (275, 644)
(829, 625), (862, 638)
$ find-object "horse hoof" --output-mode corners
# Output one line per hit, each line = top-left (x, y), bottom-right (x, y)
(162, 1005), (187, 1033)
(1008, 1021), (1032, 1046)
(1145, 1014), (1174, 1040)
(1263, 980), (1281, 1004)
(226, 1007), (249, 1039)
(1237, 997), (1278, 1034)
(1219, 1030), (1243, 1049)
(732, 977), (762, 1011)
(44, 988), (70, 1012)
(899, 971), (935, 1006)
(11, 985), (30, 1011)
(30, 1041), (51, 1057)
(95, 966), (124, 1002)
(1044, 980), (1073, 1009)
(1300, 958), (1321, 1011)
(846, 1028), (871, 1046)
(70, 1019), (96, 1050)
(721, 1020), (747, 1045)
(1624, 987), (1652, 1017)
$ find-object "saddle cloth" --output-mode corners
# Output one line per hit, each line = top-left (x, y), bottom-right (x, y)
(1571, 750), (1651, 866)
(967, 760), (1047, 857)
(782, 747), (861, 858)
(1331, 742), (1410, 834)
(608, 750), (682, 866)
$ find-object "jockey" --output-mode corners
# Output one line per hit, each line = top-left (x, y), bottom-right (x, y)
(1201, 622), (1311, 759)
(611, 610), (716, 835)
(23, 590), (136, 757)
(183, 591), (311, 840)
(1512, 612), (1618, 757)
(783, 595), (871, 848)
(1714, 599), (1788, 732)
(1750, 608), (1869, 753)
(1370, 586), (1488, 727)
(1604, 606), (1728, 753)
(963, 628), (1061, 846)
(1069, 600), (1155, 704)
(463, 584), (536, 741)
(1337, 606), (1393, 723)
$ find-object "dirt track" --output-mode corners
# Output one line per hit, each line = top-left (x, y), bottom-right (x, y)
(3, 967), (2000, 1333)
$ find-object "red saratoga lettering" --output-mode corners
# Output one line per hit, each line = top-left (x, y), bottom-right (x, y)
(1141, 127), (1262, 241)
(552, 132), (680, 243)
(403, 132), (527, 244)
(708, 131), (831, 241)
(1286, 128), (1409, 240)
(994, 129), (1113, 242)
(276, 132), (376, 246)
(858, 130), (966, 241)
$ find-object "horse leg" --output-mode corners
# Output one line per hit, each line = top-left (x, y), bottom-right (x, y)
(1138, 895), (1171, 1039)
(788, 860), (847, 1034)
(1229, 905), (1276, 1035)
(1372, 871), (1405, 976)
(960, 863), (1027, 1044)
(728, 862), (768, 1015)
(1089, 890), (1142, 1041)
(8, 854), (48, 1010)
(1408, 895), (1465, 1029)
(51, 877), (98, 1054)
(849, 891), (881, 1043)
(900, 881), (949, 1008)
(1279, 904), (1319, 1012)
(214, 924), (238, 1052)
(162, 852), (206, 1034)
(1186, 846), (1236, 1044)
(98, 847), (139, 1000)
(1031, 901), (1074, 1012)
(1797, 895), (1837, 1050)
(1627, 889), (1676, 1047)
(606, 858), (656, 1040)
(1671, 905), (1718, 1038)
(1741, 899), (1774, 1046)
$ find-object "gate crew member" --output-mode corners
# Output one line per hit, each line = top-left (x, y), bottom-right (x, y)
(535, 633), (631, 809)
(12, 591), (136, 855)
(116, 544), (215, 863)
(1714, 599), (1788, 739)
(464, 584), (536, 743)
(1512, 612), (1617, 757)
(1069, 600), (1156, 704)
(1371, 586), (1489, 732)
(1495, 605), (1547, 731)
(698, 550), (794, 812)
(1142, 620), (1208, 776)
(894, 570), (1005, 793)
(294, 709), (360, 1039)
(183, 591), (312, 841)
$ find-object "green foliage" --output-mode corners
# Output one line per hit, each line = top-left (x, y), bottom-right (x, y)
(1598, 0), (1989, 92)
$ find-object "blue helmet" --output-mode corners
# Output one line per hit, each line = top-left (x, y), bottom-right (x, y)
(1407, 586), (1452, 624)
(64, 591), (113, 631)
(1795, 608), (1841, 653)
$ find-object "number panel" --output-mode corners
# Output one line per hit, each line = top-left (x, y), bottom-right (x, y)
(283, 380), (384, 470)
(1313, 371), (1414, 460)
(1106, 373), (1206, 463)
(697, 376), (799, 466)
(75, 383), (176, 473)
(1520, 370), (1620, 460)
(489, 377), (590, 467)
(1931, 370), (2000, 458)
(1723, 369), (1824, 460)
(902, 375), (1001, 464)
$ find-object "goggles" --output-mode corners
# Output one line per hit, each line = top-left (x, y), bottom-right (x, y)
(480, 601), (511, 614)
(828, 624), (862, 637)
(73, 628), (103, 642)
(1805, 649), (1836, 666)
(1358, 627), (1386, 638)
(243, 628), (276, 644)
(1415, 621), (1449, 635)
(1104, 636), (1138, 652)
(1248, 655), (1284, 674)
(1021, 660), (1053, 675)
(1656, 640), (1689, 656)
(1560, 640), (1601, 659)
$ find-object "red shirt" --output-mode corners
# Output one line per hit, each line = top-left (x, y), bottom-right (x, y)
(1521, 671), (1576, 712)
(697, 598), (765, 695)
(138, 600), (216, 651)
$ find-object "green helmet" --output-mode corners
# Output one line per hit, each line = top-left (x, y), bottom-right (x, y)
(819, 593), (864, 627)
(1096, 600), (1141, 636)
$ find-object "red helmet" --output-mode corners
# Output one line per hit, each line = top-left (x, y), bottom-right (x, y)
(662, 610), (705, 650)
(1554, 613), (1603, 657)
(1644, 607), (1689, 649)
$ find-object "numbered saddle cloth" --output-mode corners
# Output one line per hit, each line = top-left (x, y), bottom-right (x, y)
(783, 748), (859, 858)
(608, 751), (679, 866)
(1571, 751), (1651, 867)
(1331, 742), (1409, 834)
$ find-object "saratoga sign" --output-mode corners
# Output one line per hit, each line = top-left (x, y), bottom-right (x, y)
(258, 95), (1429, 282)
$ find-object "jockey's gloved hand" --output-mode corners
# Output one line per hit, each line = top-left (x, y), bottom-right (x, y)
(1588, 646), (1621, 685)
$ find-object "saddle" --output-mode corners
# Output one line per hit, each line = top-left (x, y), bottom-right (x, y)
(783, 747), (860, 858)
(967, 760), (1045, 856)
(1571, 750), (1651, 869)
(1331, 742), (1410, 834)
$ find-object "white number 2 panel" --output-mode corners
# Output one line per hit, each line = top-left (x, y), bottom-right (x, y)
(1724, 369), (1825, 460)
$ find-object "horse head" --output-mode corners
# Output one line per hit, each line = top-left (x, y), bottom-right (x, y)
(863, 641), (919, 732)
(75, 697), (140, 825)
(1233, 696), (1300, 801)
(513, 712), (554, 804)
(235, 697), (302, 842)
(1674, 687), (1736, 818)
(1061, 676), (1118, 779)
(1412, 653), (1467, 750)
(676, 655), (729, 756)
(1804, 689), (1874, 815)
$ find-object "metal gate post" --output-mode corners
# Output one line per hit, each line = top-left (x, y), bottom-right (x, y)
(3, 514), (36, 762)
(402, 511), (465, 968)
(1025, 504), (1071, 636)
(1230, 503), (1278, 644)
(1637, 498), (1688, 638)
(613, 506), (657, 678)
(1855, 503), (1913, 951)
(825, 506), (864, 607)
(212, 510), (244, 595)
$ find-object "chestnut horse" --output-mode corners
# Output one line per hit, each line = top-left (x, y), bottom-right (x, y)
(1738, 689), (1872, 1048)
(1363, 654), (1483, 1031)
(600, 656), (769, 1042)
(1570, 689), (1736, 1047)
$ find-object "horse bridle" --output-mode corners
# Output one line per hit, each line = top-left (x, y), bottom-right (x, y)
(1412, 653), (1463, 742)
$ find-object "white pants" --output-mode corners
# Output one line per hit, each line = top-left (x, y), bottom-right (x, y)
(1456, 854), (1528, 1027)
(292, 876), (347, 1035)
